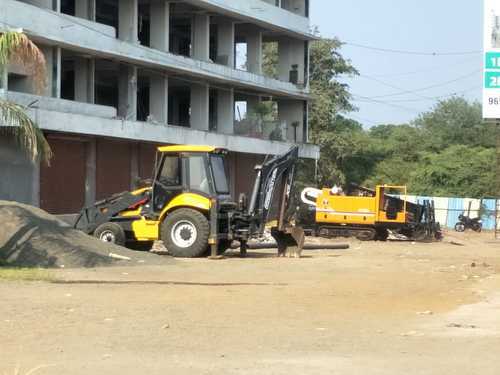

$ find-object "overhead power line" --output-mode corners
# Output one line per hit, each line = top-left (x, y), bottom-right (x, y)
(351, 94), (421, 113)
(368, 56), (480, 78)
(356, 86), (482, 103)
(347, 113), (379, 126)
(364, 69), (481, 99)
(343, 41), (482, 56)
(358, 74), (435, 101)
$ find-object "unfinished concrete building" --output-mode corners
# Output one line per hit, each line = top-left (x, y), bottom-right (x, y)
(0, 0), (319, 214)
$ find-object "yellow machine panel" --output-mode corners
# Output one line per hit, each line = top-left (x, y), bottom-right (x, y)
(159, 193), (211, 220)
(316, 189), (377, 225)
(131, 218), (160, 241)
(375, 185), (407, 224)
(315, 186), (408, 226)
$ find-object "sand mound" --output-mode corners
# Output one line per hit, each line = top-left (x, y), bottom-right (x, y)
(0, 201), (172, 268)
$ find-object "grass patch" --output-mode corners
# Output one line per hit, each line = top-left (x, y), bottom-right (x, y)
(0, 268), (54, 282)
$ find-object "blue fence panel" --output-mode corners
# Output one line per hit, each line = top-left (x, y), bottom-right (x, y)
(481, 199), (496, 230)
(415, 196), (432, 209)
(446, 198), (464, 229)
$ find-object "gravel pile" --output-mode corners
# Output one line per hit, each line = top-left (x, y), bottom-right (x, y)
(0, 201), (173, 268)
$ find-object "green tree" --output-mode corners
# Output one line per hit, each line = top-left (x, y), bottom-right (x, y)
(414, 97), (493, 151)
(362, 98), (496, 198)
(362, 124), (422, 186)
(309, 38), (358, 134)
(409, 145), (495, 197)
(262, 42), (278, 80)
(0, 30), (52, 163)
(306, 38), (359, 186)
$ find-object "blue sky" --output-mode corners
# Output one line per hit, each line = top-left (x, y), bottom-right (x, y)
(310, 0), (483, 127)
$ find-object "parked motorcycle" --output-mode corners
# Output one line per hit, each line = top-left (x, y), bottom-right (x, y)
(455, 213), (482, 233)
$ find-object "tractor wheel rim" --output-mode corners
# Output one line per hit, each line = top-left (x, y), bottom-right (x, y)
(171, 220), (197, 248)
(100, 230), (116, 243)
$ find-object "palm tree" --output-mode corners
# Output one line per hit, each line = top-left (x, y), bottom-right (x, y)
(0, 30), (52, 164)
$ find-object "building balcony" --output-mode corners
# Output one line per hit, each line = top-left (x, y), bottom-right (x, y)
(0, 91), (319, 160)
(2, 0), (310, 100)
(184, 0), (314, 39)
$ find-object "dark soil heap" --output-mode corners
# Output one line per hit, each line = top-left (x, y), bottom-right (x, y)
(0, 201), (172, 268)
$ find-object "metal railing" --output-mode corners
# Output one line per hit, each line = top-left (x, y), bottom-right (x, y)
(234, 119), (289, 142)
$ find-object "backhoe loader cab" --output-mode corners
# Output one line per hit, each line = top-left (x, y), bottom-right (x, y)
(151, 146), (231, 213)
(74, 145), (304, 258)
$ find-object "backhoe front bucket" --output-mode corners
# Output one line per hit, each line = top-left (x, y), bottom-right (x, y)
(271, 226), (305, 258)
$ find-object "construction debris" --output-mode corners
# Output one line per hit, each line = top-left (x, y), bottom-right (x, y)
(150, 240), (169, 255)
(108, 253), (132, 261)
(0, 201), (174, 268)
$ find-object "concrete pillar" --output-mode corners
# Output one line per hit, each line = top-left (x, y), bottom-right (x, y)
(217, 88), (234, 134)
(40, 46), (54, 96)
(53, 47), (62, 98)
(150, 1), (170, 52)
(304, 40), (310, 87)
(118, 65), (138, 121)
(192, 14), (210, 61)
(278, 37), (306, 85)
(217, 20), (235, 67)
(119, 0), (139, 43)
(74, 57), (95, 104)
(190, 83), (209, 131)
(75, 0), (96, 21)
(247, 31), (263, 75)
(88, 59), (95, 103)
(85, 139), (96, 206)
(150, 75), (168, 124)
(278, 99), (306, 143)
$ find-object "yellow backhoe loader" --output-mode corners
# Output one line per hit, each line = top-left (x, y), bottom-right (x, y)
(74, 145), (304, 258)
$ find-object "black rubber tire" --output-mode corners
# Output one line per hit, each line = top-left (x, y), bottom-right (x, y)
(472, 223), (482, 233)
(161, 208), (210, 258)
(94, 222), (126, 247)
(455, 223), (466, 232)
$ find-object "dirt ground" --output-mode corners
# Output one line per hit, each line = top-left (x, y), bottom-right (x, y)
(1, 231), (500, 375)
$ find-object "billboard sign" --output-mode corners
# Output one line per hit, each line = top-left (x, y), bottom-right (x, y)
(484, 0), (500, 119)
